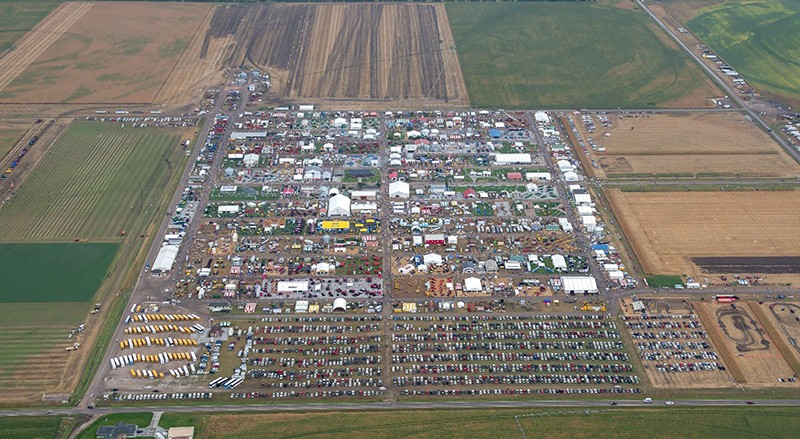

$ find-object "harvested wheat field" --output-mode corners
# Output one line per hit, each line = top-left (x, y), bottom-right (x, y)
(606, 190), (800, 279)
(155, 5), (244, 108)
(240, 3), (467, 107)
(576, 112), (800, 178)
(0, 2), (211, 104)
(697, 301), (799, 386)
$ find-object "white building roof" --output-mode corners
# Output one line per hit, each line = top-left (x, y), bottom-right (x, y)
(328, 194), (351, 216)
(561, 276), (598, 293)
(350, 190), (376, 199)
(333, 297), (347, 311)
(494, 153), (532, 164)
(552, 254), (567, 269)
(152, 244), (180, 273)
(389, 181), (410, 198)
(534, 111), (550, 123)
(464, 277), (482, 292)
(230, 131), (267, 140)
(423, 253), (443, 265)
(277, 280), (309, 293)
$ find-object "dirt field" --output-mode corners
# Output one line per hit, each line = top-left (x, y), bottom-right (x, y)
(576, 113), (800, 178)
(154, 5), (239, 109)
(0, 2), (211, 104)
(755, 302), (800, 368)
(606, 190), (800, 279)
(237, 3), (467, 108)
(697, 301), (799, 386)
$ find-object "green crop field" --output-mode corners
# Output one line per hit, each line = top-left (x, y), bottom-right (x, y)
(155, 407), (800, 439)
(0, 121), (185, 240)
(0, 243), (118, 302)
(0, 1), (60, 53)
(0, 415), (64, 439)
(446, 1), (718, 109)
(686, 0), (800, 104)
(0, 120), (190, 403)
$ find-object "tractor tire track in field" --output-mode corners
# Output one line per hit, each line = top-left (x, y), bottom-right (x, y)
(0, 2), (93, 92)
(241, 4), (466, 106)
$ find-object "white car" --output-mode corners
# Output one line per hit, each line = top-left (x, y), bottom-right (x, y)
(642, 398), (653, 403)
(666, 401), (675, 405)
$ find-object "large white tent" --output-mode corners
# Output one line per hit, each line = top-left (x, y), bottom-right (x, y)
(389, 181), (410, 198)
(561, 276), (598, 294)
(423, 253), (443, 266)
(328, 194), (351, 216)
(152, 244), (180, 273)
(464, 277), (483, 292)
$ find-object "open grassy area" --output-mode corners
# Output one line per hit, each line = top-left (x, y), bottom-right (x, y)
(645, 274), (684, 288)
(156, 407), (800, 439)
(686, 0), (800, 104)
(75, 413), (153, 439)
(0, 126), (25, 160)
(0, 1), (60, 53)
(0, 243), (117, 302)
(0, 121), (186, 240)
(0, 415), (66, 439)
(446, 1), (718, 108)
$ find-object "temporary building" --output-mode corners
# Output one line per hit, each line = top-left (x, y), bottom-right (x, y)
(564, 171), (579, 182)
(557, 160), (573, 173)
(464, 277), (483, 292)
(484, 259), (499, 272)
(574, 192), (592, 205)
(152, 245), (180, 273)
(561, 276), (598, 294)
(389, 181), (410, 198)
(333, 298), (347, 312)
(243, 153), (259, 167)
(328, 194), (351, 216)
(551, 254), (567, 270)
(534, 111), (550, 123)
(526, 172), (551, 181)
(423, 253), (443, 266)
(494, 153), (532, 165)
(277, 280), (309, 293)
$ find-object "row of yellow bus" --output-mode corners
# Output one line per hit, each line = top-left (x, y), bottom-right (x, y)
(124, 324), (195, 335)
(127, 313), (200, 323)
(120, 337), (198, 349)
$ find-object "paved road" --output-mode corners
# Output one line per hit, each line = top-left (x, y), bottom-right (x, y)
(4, 399), (800, 418)
(636, 0), (800, 164)
(80, 82), (247, 409)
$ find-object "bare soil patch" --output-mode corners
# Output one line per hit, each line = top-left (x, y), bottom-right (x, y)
(575, 112), (800, 178)
(606, 189), (800, 280)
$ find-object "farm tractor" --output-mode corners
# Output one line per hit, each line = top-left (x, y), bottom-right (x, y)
(580, 301), (606, 312)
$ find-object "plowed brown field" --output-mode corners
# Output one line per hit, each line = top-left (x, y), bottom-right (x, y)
(241, 3), (467, 108)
